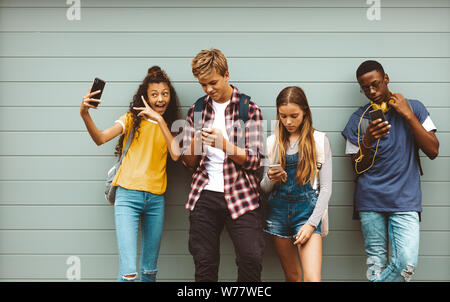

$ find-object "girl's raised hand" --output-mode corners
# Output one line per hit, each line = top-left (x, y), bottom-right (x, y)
(80, 85), (102, 115)
(134, 96), (163, 123)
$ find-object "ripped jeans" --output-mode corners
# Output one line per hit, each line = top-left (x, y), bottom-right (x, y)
(114, 186), (165, 282)
(359, 211), (419, 282)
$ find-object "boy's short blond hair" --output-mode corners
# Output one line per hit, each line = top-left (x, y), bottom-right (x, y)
(191, 49), (228, 78)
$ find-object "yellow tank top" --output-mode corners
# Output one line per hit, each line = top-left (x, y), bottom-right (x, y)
(112, 113), (168, 194)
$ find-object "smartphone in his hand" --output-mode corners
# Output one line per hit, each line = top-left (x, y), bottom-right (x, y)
(369, 108), (386, 123)
(89, 78), (106, 107)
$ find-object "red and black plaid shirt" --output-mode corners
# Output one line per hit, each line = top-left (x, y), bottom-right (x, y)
(181, 86), (264, 219)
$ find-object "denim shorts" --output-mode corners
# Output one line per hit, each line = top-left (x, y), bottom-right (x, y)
(264, 196), (322, 238)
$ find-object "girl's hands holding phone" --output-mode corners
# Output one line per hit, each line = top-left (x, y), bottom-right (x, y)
(268, 165), (287, 183)
(80, 85), (102, 115)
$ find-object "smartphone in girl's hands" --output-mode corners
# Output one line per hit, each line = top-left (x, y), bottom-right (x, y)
(269, 164), (284, 173)
(89, 78), (106, 107)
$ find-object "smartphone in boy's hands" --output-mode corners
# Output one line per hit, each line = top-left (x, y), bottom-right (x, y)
(369, 108), (386, 123)
(369, 108), (391, 137)
(89, 78), (106, 107)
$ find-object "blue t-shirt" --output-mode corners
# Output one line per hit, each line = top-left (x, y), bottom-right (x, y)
(341, 99), (430, 213)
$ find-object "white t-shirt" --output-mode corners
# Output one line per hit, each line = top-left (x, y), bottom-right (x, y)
(204, 99), (231, 192)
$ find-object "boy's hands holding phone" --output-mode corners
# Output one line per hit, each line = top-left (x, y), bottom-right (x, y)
(364, 110), (391, 146)
(268, 164), (287, 183)
(201, 128), (225, 150)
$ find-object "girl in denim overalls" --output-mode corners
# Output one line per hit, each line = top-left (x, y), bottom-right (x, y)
(260, 86), (332, 282)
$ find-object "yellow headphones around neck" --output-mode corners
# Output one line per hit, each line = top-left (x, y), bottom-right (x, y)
(355, 91), (395, 174)
(370, 91), (395, 113)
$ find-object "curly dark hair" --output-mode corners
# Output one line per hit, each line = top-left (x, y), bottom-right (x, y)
(114, 66), (180, 157)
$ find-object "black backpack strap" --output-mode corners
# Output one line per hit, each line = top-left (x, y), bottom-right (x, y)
(193, 95), (207, 131)
(195, 93), (251, 127)
(238, 93), (251, 124)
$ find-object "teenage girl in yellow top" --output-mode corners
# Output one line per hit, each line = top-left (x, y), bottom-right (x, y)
(80, 66), (180, 282)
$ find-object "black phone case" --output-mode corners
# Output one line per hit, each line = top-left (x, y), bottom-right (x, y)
(89, 78), (106, 107)
(369, 108), (386, 122)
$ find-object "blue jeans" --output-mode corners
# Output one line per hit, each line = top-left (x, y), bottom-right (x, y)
(359, 211), (420, 282)
(114, 186), (165, 282)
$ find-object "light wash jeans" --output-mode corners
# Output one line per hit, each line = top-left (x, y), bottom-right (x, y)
(359, 211), (420, 282)
(114, 186), (165, 282)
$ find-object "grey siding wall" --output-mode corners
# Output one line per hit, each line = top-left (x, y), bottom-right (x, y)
(0, 0), (449, 281)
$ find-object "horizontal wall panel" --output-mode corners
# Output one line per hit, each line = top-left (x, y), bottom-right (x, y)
(323, 231), (450, 257)
(1, 180), (448, 207)
(2, 82), (449, 108)
(0, 205), (448, 231)
(1, 230), (448, 257)
(2, 0), (449, 8)
(1, 0), (448, 283)
(0, 132), (120, 156)
(2, 132), (449, 157)
(0, 254), (448, 281)
(0, 156), (196, 181)
(0, 173), (193, 206)
(2, 32), (450, 58)
(1, 107), (448, 133)
(1, 156), (449, 182)
(336, 206), (450, 231)
(1, 7), (449, 33)
(2, 58), (450, 82)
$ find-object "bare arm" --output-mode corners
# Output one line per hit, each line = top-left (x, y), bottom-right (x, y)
(390, 93), (439, 159)
(80, 88), (123, 146)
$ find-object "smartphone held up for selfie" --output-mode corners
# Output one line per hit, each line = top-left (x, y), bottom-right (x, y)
(89, 78), (106, 107)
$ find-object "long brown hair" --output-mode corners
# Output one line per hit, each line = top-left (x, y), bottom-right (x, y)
(275, 86), (316, 185)
(114, 66), (180, 157)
